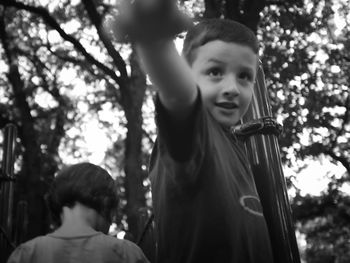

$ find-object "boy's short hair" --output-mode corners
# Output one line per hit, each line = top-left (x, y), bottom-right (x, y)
(182, 18), (259, 65)
(47, 162), (118, 226)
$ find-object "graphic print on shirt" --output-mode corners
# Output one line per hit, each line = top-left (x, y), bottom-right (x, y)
(239, 195), (264, 217)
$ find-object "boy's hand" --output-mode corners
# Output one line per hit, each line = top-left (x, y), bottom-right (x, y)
(107, 0), (192, 43)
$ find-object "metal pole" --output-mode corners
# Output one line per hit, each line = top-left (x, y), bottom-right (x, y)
(238, 65), (301, 263)
(0, 124), (17, 262)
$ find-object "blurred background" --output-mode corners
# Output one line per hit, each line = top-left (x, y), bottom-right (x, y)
(0, 0), (349, 262)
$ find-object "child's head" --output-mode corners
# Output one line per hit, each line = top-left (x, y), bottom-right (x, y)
(47, 162), (118, 230)
(183, 19), (259, 127)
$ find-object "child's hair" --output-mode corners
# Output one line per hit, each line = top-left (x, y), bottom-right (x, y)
(47, 162), (118, 226)
(182, 18), (259, 65)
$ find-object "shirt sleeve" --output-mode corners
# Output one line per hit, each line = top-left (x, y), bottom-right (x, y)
(154, 88), (205, 162)
(7, 244), (31, 263)
(153, 88), (210, 186)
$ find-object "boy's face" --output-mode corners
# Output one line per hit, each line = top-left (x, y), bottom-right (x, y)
(191, 40), (257, 127)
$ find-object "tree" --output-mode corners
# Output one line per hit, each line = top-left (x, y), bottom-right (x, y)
(0, 5), (70, 239)
(1, 0), (349, 261)
(259, 2), (350, 261)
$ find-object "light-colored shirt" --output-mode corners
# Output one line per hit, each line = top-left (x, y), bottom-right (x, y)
(7, 228), (149, 263)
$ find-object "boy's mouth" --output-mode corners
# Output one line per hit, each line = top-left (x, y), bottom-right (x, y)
(215, 102), (238, 109)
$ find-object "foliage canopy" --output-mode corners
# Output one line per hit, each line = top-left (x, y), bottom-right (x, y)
(0, 0), (349, 262)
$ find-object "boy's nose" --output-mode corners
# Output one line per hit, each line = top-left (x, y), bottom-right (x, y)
(222, 77), (240, 98)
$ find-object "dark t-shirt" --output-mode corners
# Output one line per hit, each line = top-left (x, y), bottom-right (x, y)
(149, 93), (274, 263)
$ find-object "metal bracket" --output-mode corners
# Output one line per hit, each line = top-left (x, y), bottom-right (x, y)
(233, 116), (283, 140)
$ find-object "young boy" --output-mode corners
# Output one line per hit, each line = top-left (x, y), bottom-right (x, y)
(114, 2), (274, 262)
(7, 162), (149, 263)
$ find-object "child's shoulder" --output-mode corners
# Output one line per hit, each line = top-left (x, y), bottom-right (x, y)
(19, 235), (49, 248)
(98, 235), (145, 253)
(103, 236), (149, 262)
(7, 236), (49, 262)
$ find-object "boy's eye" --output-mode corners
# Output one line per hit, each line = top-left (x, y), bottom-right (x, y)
(207, 67), (223, 77)
(239, 72), (254, 82)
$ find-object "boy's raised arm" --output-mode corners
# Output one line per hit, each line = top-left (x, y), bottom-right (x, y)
(136, 40), (197, 121)
(111, 0), (198, 121)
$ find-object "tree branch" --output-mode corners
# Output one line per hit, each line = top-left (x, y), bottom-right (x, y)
(203, 0), (223, 18)
(1, 0), (122, 86)
(46, 44), (83, 64)
(142, 129), (155, 145)
(0, 10), (13, 65)
(0, 16), (38, 150)
(12, 45), (67, 165)
(324, 149), (350, 176)
(81, 0), (128, 83)
(292, 194), (337, 221)
(241, 0), (266, 32)
(330, 94), (350, 149)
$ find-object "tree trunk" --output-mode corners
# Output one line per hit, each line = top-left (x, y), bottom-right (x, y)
(122, 48), (147, 241)
(8, 65), (49, 240)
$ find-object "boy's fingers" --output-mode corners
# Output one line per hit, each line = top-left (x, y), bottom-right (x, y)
(131, 0), (160, 10)
(102, 13), (127, 42)
(103, 0), (152, 42)
(103, 0), (192, 43)
(102, 0), (136, 42)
